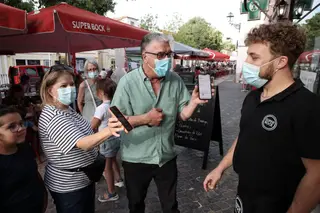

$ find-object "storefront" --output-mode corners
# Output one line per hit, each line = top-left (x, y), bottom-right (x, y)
(284, 0), (320, 95)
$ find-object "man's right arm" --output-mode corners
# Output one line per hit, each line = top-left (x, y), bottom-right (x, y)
(203, 137), (238, 191)
(216, 137), (238, 172)
(127, 114), (149, 127)
(111, 77), (149, 128)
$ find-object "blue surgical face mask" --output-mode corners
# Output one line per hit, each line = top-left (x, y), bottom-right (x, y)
(242, 62), (268, 88)
(88, 71), (98, 79)
(152, 58), (172, 77)
(57, 86), (76, 106)
(242, 58), (280, 88)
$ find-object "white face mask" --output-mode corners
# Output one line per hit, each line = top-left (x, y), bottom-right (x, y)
(88, 71), (98, 79)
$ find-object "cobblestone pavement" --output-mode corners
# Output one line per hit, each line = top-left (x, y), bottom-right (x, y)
(43, 75), (248, 213)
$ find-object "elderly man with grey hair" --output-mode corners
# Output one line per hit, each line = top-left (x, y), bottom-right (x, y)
(111, 33), (212, 213)
(77, 59), (102, 121)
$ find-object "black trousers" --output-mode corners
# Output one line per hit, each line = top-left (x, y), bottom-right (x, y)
(50, 183), (95, 213)
(122, 157), (179, 213)
(235, 182), (291, 213)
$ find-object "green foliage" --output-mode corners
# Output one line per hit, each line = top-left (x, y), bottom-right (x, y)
(2, 0), (35, 12)
(174, 17), (224, 51)
(302, 12), (320, 51)
(222, 40), (236, 52)
(38, 0), (116, 15)
(2, 0), (116, 14)
(139, 13), (159, 32)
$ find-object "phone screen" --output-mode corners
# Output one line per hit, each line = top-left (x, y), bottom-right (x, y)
(198, 74), (212, 100)
(109, 106), (133, 132)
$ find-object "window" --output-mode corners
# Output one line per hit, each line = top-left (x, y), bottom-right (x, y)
(130, 21), (135, 26)
(25, 68), (37, 76)
(110, 58), (116, 69)
(293, 2), (320, 95)
(27, 60), (40, 65)
(16, 59), (26, 65)
(43, 59), (50, 67)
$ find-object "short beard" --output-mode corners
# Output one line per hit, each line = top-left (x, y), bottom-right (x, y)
(261, 64), (274, 80)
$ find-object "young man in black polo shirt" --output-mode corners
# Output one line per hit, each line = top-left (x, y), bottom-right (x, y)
(204, 22), (320, 213)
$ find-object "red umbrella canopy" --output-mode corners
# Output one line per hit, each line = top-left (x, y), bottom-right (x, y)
(203, 48), (230, 61)
(0, 3), (27, 36)
(298, 50), (320, 63)
(0, 2), (149, 53)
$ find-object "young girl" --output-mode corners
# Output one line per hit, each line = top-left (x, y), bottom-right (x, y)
(91, 78), (124, 202)
(0, 105), (47, 213)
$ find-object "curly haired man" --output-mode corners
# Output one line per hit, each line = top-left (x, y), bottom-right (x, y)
(204, 22), (320, 213)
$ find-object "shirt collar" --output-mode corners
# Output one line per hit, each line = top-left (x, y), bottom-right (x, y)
(138, 66), (167, 82)
(258, 79), (304, 102)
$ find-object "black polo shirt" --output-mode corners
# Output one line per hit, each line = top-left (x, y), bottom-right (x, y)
(233, 80), (320, 211)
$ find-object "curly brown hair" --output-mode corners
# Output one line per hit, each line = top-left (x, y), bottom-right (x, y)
(245, 22), (306, 69)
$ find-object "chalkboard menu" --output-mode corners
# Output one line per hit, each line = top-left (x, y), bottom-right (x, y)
(175, 99), (214, 151)
(178, 72), (195, 85)
(174, 86), (223, 170)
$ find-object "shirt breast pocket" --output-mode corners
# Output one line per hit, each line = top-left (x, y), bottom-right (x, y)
(162, 97), (177, 117)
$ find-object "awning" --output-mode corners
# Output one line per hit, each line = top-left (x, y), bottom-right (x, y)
(298, 50), (320, 63)
(203, 48), (230, 61)
(0, 3), (27, 36)
(0, 2), (149, 53)
(126, 41), (209, 57)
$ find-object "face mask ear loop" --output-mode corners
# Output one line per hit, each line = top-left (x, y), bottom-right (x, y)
(146, 59), (157, 74)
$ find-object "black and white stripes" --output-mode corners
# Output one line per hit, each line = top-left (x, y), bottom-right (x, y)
(39, 105), (98, 193)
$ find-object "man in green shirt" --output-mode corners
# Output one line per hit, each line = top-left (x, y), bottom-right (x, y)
(111, 33), (211, 213)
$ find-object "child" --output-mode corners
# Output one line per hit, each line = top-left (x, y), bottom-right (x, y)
(91, 78), (124, 202)
(0, 105), (47, 213)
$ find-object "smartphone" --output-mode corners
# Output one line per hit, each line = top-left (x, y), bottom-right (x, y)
(109, 106), (133, 132)
(198, 74), (212, 100)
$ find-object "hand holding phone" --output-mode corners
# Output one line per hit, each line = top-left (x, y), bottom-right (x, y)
(109, 106), (133, 132)
(108, 117), (125, 137)
(198, 74), (212, 100)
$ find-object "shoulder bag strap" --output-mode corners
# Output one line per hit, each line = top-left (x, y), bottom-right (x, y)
(84, 80), (97, 109)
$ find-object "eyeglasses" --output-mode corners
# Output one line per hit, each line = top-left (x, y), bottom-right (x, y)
(8, 121), (26, 133)
(87, 68), (97, 72)
(145, 51), (175, 60)
(49, 64), (74, 73)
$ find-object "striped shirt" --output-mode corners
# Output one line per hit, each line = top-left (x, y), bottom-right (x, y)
(38, 105), (98, 193)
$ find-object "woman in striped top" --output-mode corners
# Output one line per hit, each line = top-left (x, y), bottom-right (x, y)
(38, 65), (124, 213)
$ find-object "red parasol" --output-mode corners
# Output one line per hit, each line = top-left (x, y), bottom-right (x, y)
(0, 2), (148, 53)
(298, 50), (320, 63)
(202, 48), (230, 61)
(0, 3), (27, 36)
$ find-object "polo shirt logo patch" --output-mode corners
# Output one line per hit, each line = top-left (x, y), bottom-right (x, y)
(262, 114), (278, 131)
(234, 195), (243, 213)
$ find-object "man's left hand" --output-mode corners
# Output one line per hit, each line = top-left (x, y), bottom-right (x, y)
(190, 83), (215, 105)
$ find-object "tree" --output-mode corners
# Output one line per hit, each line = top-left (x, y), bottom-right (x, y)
(2, 0), (35, 12)
(2, 0), (116, 15)
(174, 17), (224, 51)
(163, 13), (184, 34)
(222, 40), (236, 52)
(302, 12), (320, 51)
(38, 0), (116, 15)
(139, 13), (159, 32)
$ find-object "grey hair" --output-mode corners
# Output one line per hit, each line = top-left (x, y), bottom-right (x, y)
(140, 33), (170, 55)
(84, 58), (100, 73)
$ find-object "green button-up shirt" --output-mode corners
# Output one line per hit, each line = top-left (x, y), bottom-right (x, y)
(111, 67), (191, 166)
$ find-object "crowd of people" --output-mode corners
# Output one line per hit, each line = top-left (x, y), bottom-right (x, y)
(1, 21), (320, 213)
